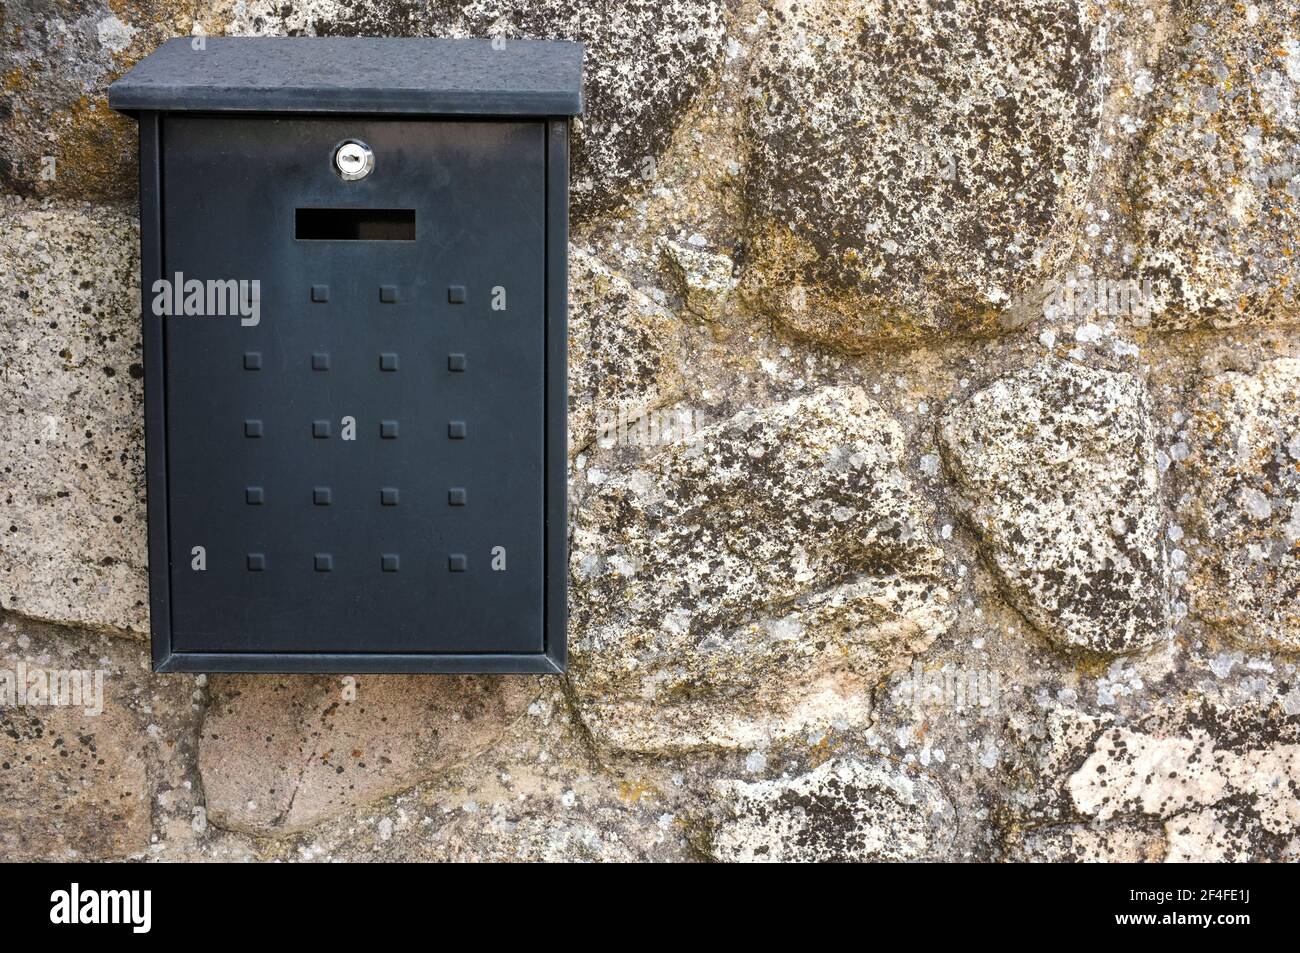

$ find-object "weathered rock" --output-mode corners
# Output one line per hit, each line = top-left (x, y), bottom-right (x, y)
(360, 797), (694, 861)
(0, 661), (147, 860)
(1001, 688), (1300, 862)
(222, 0), (433, 36)
(1133, 0), (1300, 327)
(0, 0), (213, 200)
(742, 0), (1102, 348)
(711, 758), (955, 862)
(324, 780), (697, 862)
(0, 200), (149, 634)
(661, 238), (738, 322)
(939, 361), (1169, 654)
(199, 674), (536, 835)
(223, 684), (705, 862)
(1181, 358), (1300, 650)
(570, 385), (954, 754)
(0, 613), (199, 861)
(1005, 823), (1168, 863)
(1068, 702), (1300, 862)
(568, 248), (688, 457)
(221, 0), (729, 221)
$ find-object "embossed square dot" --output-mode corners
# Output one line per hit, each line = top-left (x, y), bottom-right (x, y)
(381, 554), (400, 573)
(311, 352), (330, 371)
(380, 352), (399, 372)
(448, 554), (467, 572)
(247, 553), (266, 572)
(312, 419), (331, 438)
(448, 488), (467, 506)
(314, 553), (333, 572)
(244, 419), (263, 438)
(448, 353), (467, 372)
(447, 420), (466, 439)
(313, 487), (332, 506)
(243, 351), (262, 370)
(380, 420), (399, 439)
(380, 487), (399, 506)
(245, 486), (265, 505)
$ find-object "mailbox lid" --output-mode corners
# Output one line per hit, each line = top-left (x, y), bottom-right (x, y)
(108, 37), (583, 116)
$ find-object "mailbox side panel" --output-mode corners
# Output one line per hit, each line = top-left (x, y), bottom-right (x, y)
(545, 119), (569, 672)
(137, 111), (175, 670)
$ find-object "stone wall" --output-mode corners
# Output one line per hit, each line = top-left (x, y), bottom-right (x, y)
(2, 0), (1298, 861)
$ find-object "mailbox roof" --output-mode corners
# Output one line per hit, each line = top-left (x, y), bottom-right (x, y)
(108, 37), (583, 116)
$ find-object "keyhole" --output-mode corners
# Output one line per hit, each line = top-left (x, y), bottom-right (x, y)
(334, 140), (374, 181)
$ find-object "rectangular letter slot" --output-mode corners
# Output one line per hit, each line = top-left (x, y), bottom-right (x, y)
(295, 208), (418, 241)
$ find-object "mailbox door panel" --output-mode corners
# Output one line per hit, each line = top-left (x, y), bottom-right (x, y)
(160, 116), (546, 654)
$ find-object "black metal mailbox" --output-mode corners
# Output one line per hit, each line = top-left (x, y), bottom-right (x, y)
(109, 38), (582, 673)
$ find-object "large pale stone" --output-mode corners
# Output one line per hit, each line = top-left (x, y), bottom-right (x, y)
(569, 385), (954, 754)
(1181, 358), (1300, 650)
(1002, 687), (1300, 862)
(0, 613), (198, 860)
(742, 0), (1102, 348)
(222, 684), (704, 861)
(199, 674), (536, 835)
(1133, 0), (1300, 327)
(0, 200), (149, 634)
(220, 0), (729, 221)
(711, 758), (956, 862)
(568, 249), (688, 457)
(939, 361), (1169, 654)
(1068, 705), (1300, 862)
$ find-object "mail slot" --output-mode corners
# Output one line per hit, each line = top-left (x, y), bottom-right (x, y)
(109, 38), (582, 673)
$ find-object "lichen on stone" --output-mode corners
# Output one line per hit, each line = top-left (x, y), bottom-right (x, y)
(741, 0), (1103, 348)
(1132, 0), (1300, 327)
(711, 758), (956, 862)
(939, 360), (1169, 654)
(569, 384), (953, 754)
(1181, 357), (1300, 649)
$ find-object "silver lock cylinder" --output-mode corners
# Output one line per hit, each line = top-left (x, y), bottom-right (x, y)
(333, 140), (374, 180)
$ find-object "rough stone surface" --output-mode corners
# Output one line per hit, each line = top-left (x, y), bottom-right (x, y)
(568, 248), (689, 457)
(0, 200), (148, 634)
(570, 385), (953, 754)
(1133, 0), (1300, 327)
(711, 758), (955, 861)
(998, 646), (1300, 863)
(940, 361), (1169, 654)
(1006, 823), (1169, 863)
(742, 0), (1102, 348)
(0, 0), (210, 200)
(1181, 358), (1300, 650)
(0, 612), (199, 861)
(1068, 710), (1300, 861)
(661, 238), (738, 323)
(199, 675), (537, 835)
